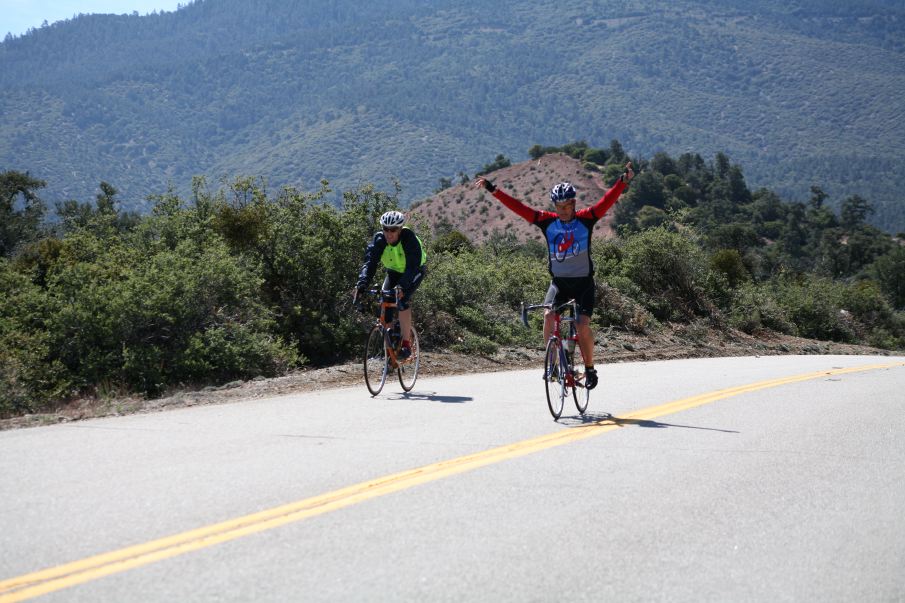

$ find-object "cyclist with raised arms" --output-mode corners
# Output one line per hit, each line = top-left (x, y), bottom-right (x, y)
(354, 211), (427, 361)
(475, 162), (633, 389)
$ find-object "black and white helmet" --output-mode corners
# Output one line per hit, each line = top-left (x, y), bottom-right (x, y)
(551, 182), (577, 204)
(379, 210), (406, 228)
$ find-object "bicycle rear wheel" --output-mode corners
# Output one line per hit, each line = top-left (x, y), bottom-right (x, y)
(544, 338), (567, 420)
(397, 326), (420, 391)
(364, 325), (389, 396)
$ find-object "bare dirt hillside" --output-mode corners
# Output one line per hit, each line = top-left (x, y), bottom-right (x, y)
(409, 154), (617, 244)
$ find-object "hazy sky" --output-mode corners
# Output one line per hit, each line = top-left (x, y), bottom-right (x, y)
(1, 1), (186, 39)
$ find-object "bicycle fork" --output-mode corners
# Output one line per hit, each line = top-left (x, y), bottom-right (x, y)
(384, 329), (412, 369)
(561, 348), (585, 389)
(545, 343), (577, 386)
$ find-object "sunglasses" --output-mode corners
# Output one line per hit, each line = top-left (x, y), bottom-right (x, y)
(383, 227), (401, 233)
(554, 199), (575, 207)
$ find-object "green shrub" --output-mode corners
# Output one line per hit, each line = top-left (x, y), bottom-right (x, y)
(212, 200), (271, 251)
(865, 323), (905, 350)
(450, 333), (499, 356)
(416, 247), (546, 350)
(431, 230), (473, 255)
(44, 234), (298, 395)
(841, 280), (893, 330)
(869, 246), (905, 310)
(0, 260), (69, 417)
(729, 282), (795, 335)
(710, 249), (749, 288)
(771, 276), (854, 342)
(594, 279), (655, 333)
(636, 205), (669, 230)
(619, 227), (714, 321)
(591, 240), (623, 278)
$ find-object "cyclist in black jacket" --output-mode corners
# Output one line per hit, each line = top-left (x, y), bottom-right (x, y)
(354, 211), (427, 360)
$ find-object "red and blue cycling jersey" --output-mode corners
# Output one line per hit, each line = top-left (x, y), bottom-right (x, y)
(491, 178), (627, 278)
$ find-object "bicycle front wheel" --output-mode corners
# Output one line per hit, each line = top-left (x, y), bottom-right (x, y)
(397, 326), (420, 391)
(574, 369), (590, 415)
(364, 325), (389, 396)
(544, 337), (567, 420)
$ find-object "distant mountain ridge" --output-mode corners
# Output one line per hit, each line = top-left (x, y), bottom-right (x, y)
(2, 0), (904, 232)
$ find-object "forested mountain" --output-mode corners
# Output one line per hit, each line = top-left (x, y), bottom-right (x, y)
(2, 0), (904, 232)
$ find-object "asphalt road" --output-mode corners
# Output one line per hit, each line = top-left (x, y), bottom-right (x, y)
(2, 355), (904, 602)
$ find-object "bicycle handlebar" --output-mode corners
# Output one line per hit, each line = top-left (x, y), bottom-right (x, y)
(369, 285), (403, 301)
(520, 302), (547, 327)
(520, 299), (578, 327)
(354, 285), (403, 313)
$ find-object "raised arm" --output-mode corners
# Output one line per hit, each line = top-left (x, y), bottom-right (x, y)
(587, 162), (634, 220)
(474, 177), (545, 223)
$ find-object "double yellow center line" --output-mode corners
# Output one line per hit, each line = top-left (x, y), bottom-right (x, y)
(2, 361), (902, 602)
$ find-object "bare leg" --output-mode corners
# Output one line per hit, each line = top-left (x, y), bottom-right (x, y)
(543, 309), (555, 349)
(399, 308), (413, 344)
(576, 314), (594, 367)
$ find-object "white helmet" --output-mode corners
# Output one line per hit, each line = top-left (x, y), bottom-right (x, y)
(379, 210), (405, 228)
(551, 182), (577, 204)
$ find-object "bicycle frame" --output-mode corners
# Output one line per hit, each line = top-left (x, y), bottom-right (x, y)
(372, 286), (405, 367)
(521, 299), (581, 387)
(521, 298), (589, 419)
(360, 285), (420, 396)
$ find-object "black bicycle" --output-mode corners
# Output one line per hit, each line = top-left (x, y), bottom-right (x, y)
(521, 299), (590, 419)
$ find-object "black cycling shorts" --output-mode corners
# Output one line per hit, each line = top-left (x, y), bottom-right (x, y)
(381, 267), (426, 311)
(544, 276), (595, 317)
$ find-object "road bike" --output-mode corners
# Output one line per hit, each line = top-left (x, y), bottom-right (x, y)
(521, 299), (590, 420)
(358, 286), (420, 396)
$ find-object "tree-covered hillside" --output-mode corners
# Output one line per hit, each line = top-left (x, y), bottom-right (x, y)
(2, 0), (904, 232)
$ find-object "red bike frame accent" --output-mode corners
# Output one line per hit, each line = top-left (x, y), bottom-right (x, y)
(522, 298), (583, 387)
(374, 287), (407, 367)
(550, 310), (579, 387)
